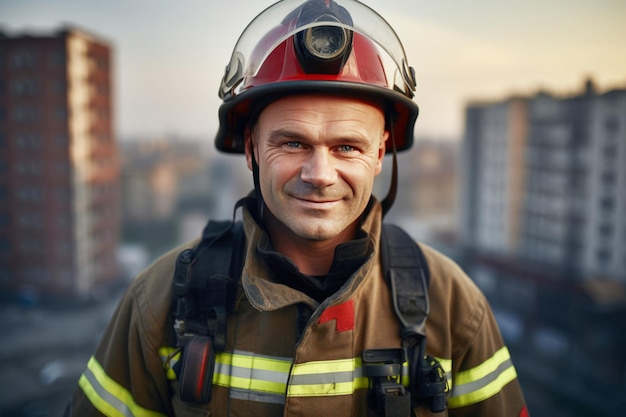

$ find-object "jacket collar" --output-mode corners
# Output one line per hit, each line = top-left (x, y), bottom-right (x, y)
(241, 197), (383, 311)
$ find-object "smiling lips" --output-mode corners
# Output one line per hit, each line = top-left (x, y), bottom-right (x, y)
(285, 181), (347, 209)
(292, 195), (342, 210)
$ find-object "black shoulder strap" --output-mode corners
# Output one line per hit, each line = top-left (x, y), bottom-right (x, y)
(381, 223), (430, 338)
(172, 220), (245, 351)
(379, 224), (447, 415)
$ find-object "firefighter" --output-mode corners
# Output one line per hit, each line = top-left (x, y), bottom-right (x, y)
(67, 0), (529, 416)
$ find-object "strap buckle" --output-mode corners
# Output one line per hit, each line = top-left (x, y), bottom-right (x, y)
(363, 348), (411, 417)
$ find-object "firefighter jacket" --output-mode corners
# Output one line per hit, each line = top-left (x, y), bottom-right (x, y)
(68, 198), (528, 417)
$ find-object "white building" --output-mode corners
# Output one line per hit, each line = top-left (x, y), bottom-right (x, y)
(462, 80), (626, 283)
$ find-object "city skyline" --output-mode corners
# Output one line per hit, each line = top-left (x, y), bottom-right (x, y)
(2, 0), (625, 140)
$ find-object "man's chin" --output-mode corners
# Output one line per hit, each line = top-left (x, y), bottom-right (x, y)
(288, 220), (343, 242)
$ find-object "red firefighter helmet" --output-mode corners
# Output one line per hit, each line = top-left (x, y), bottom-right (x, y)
(215, 0), (419, 154)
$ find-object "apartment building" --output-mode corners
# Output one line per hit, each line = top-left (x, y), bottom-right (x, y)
(0, 26), (120, 298)
(462, 80), (625, 283)
(460, 79), (626, 415)
(584, 88), (626, 281)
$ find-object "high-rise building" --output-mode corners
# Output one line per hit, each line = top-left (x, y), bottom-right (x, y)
(462, 79), (626, 283)
(0, 26), (120, 298)
(460, 80), (626, 415)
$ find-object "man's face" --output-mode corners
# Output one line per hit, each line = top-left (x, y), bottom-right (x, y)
(245, 94), (387, 242)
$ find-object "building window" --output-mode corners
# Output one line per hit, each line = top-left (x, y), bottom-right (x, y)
(598, 223), (613, 240)
(16, 161), (43, 176)
(604, 115), (619, 137)
(53, 78), (67, 94)
(11, 49), (38, 69)
(17, 187), (44, 202)
(49, 49), (65, 68)
(596, 248), (613, 264)
(13, 106), (39, 123)
(603, 142), (618, 159)
(15, 133), (42, 149)
(12, 78), (39, 96)
(601, 170), (616, 186)
(18, 214), (44, 229)
(600, 196), (615, 212)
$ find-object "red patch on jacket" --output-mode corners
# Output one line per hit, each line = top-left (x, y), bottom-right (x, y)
(520, 406), (530, 417)
(318, 300), (354, 332)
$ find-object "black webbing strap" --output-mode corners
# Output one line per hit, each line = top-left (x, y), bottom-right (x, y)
(378, 224), (431, 416)
(381, 224), (430, 338)
(173, 220), (245, 348)
(172, 220), (245, 403)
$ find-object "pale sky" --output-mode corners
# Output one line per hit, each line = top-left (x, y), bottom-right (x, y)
(2, 0), (625, 140)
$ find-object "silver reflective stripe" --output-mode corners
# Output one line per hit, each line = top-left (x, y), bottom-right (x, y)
(451, 358), (514, 397)
(216, 360), (290, 385)
(289, 368), (362, 385)
(213, 350), (291, 404)
(229, 387), (286, 404)
(83, 366), (135, 417)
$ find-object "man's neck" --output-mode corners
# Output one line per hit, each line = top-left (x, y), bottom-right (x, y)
(264, 214), (358, 276)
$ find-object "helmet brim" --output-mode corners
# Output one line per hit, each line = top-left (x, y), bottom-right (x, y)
(215, 80), (419, 154)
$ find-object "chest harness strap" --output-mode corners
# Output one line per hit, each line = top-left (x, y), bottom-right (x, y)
(363, 224), (447, 417)
(171, 221), (448, 414)
(172, 219), (244, 403)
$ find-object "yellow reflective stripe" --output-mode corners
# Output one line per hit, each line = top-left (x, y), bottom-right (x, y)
(158, 347), (180, 381)
(292, 357), (358, 374)
(448, 347), (517, 408)
(217, 374), (288, 393)
(157, 348), (462, 402)
(226, 352), (293, 373)
(79, 356), (165, 417)
(213, 352), (291, 394)
(288, 357), (369, 397)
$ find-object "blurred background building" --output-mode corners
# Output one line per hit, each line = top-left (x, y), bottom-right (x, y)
(0, 26), (120, 301)
(460, 79), (626, 415)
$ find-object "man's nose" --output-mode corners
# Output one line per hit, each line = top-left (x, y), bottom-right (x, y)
(300, 149), (337, 188)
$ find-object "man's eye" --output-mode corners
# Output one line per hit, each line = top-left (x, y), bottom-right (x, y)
(338, 145), (355, 153)
(285, 141), (302, 148)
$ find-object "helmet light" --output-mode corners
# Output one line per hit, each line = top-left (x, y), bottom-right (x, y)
(294, 1), (353, 74)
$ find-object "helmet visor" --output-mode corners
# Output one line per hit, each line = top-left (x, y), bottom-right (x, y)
(219, 0), (415, 99)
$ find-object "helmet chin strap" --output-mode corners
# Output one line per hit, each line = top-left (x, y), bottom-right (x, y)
(249, 140), (266, 223)
(380, 112), (398, 217)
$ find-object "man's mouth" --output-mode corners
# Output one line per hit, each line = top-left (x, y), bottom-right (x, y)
(292, 196), (341, 210)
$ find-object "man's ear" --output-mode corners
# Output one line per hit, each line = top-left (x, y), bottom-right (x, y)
(375, 131), (388, 175)
(244, 127), (254, 171)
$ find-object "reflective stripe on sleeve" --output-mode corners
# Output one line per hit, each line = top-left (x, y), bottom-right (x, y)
(79, 356), (166, 417)
(448, 346), (517, 408)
